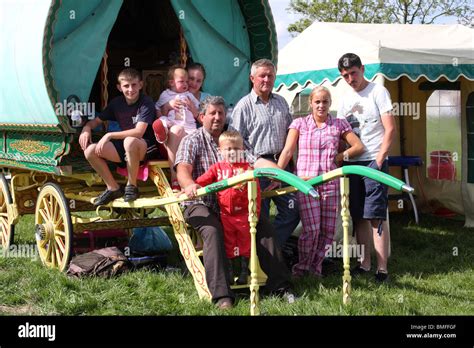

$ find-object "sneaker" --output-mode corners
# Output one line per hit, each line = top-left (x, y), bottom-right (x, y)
(322, 258), (339, 276)
(270, 285), (298, 303)
(93, 188), (123, 206)
(236, 256), (249, 285)
(215, 297), (233, 310)
(282, 291), (297, 304)
(152, 119), (168, 143)
(375, 270), (389, 283)
(124, 184), (139, 202)
(351, 264), (370, 276)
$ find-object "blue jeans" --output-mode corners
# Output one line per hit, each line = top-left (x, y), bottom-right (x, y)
(259, 164), (300, 247)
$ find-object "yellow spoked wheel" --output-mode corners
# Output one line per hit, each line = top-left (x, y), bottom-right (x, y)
(0, 173), (15, 249)
(35, 183), (73, 271)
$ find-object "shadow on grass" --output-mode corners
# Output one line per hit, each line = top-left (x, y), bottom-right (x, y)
(285, 213), (473, 305)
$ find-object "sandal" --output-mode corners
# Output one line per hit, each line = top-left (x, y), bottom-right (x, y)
(124, 185), (139, 202)
(351, 264), (371, 277)
(375, 270), (389, 283)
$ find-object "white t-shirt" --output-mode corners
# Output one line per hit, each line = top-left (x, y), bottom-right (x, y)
(337, 82), (393, 161)
(155, 89), (200, 134)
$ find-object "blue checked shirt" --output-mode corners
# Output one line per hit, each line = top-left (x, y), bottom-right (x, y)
(228, 89), (293, 157)
(175, 127), (256, 213)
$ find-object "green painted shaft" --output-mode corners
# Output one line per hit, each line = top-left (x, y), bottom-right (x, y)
(200, 165), (412, 200)
(308, 165), (411, 192)
(203, 179), (231, 194)
(254, 168), (318, 197)
(202, 168), (318, 198)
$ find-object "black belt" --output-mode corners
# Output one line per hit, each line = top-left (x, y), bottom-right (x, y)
(261, 153), (280, 161)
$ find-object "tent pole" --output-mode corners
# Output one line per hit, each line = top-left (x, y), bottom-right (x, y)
(179, 28), (187, 67)
(398, 78), (406, 156)
(100, 49), (109, 110)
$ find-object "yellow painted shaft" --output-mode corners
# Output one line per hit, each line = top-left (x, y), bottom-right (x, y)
(148, 165), (211, 301)
(248, 180), (260, 316)
(340, 177), (352, 304)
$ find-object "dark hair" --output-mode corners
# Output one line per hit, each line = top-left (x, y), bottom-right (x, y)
(186, 62), (207, 80)
(338, 53), (363, 72)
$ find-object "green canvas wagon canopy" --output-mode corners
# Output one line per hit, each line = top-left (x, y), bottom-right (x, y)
(0, 0), (278, 172)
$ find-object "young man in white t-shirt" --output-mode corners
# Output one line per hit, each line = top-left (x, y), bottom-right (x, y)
(337, 53), (396, 282)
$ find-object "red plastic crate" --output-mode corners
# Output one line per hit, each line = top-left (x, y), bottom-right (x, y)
(73, 229), (129, 255)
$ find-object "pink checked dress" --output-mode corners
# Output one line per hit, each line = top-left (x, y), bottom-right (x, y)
(290, 114), (352, 276)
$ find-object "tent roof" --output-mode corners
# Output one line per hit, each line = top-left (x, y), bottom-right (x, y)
(275, 22), (474, 91)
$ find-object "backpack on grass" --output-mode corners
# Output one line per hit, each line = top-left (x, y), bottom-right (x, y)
(67, 247), (130, 278)
(128, 226), (173, 256)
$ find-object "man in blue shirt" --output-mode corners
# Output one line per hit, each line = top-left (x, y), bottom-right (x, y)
(229, 59), (300, 248)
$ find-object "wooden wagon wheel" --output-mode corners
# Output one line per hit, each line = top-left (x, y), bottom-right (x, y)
(35, 183), (73, 272)
(0, 173), (15, 249)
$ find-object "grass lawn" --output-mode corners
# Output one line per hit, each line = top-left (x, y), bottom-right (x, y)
(0, 212), (473, 316)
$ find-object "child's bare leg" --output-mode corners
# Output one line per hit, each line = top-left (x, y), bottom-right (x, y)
(123, 137), (147, 186)
(165, 125), (186, 183)
(84, 143), (120, 190)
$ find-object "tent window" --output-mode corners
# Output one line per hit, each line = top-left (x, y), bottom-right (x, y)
(467, 92), (474, 184)
(291, 89), (311, 119)
(426, 90), (461, 181)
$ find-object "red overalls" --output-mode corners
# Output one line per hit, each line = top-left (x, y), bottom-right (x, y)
(196, 161), (261, 259)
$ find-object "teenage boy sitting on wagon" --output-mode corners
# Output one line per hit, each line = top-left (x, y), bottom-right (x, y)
(79, 68), (158, 206)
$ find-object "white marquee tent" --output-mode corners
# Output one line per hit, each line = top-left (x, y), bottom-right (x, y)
(275, 22), (474, 226)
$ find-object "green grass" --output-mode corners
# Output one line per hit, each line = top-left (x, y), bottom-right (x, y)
(0, 213), (473, 315)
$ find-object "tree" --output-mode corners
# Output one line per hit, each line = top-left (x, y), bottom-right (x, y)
(287, 0), (473, 34)
(386, 0), (473, 25)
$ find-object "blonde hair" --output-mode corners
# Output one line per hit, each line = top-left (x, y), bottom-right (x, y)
(167, 65), (187, 82)
(218, 130), (244, 148)
(309, 86), (332, 105)
(117, 68), (142, 83)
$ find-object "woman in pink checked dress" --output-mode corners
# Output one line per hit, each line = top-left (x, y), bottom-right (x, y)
(278, 86), (364, 277)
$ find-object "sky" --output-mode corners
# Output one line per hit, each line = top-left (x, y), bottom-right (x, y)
(268, 0), (303, 50)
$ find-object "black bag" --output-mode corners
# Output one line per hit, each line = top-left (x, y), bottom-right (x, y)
(67, 247), (130, 277)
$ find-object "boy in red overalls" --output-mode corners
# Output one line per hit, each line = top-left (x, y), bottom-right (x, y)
(195, 131), (260, 285)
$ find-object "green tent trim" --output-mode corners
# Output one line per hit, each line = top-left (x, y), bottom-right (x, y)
(275, 63), (474, 90)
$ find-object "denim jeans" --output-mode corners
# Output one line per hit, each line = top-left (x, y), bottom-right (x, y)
(259, 163), (300, 247)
